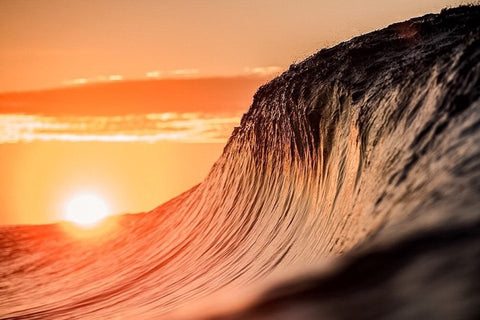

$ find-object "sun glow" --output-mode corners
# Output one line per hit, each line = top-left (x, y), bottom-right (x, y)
(64, 193), (110, 227)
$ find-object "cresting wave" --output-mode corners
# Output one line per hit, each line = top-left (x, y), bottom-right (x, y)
(1, 6), (480, 320)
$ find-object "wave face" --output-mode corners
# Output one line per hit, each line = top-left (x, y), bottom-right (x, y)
(1, 6), (480, 319)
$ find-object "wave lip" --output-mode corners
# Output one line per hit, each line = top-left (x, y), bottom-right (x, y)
(1, 5), (480, 319)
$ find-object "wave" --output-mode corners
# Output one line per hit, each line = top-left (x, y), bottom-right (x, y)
(1, 5), (480, 319)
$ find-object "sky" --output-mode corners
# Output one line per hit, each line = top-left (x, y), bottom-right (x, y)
(0, 0), (467, 226)
(0, 0), (465, 92)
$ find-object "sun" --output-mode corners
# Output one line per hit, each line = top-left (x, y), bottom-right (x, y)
(64, 193), (110, 227)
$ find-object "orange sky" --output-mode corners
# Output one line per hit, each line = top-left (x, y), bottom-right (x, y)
(0, 141), (225, 225)
(0, 0), (463, 92)
(0, 77), (265, 225)
(0, 76), (271, 115)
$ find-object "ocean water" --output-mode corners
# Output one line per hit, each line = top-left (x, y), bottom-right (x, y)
(1, 6), (480, 320)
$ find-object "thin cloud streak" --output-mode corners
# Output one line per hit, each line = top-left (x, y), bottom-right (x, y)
(63, 78), (89, 86)
(60, 66), (281, 87)
(244, 66), (283, 76)
(0, 113), (241, 144)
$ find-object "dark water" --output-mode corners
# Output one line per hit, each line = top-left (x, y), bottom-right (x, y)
(1, 6), (480, 319)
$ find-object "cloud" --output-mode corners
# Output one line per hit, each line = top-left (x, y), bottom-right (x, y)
(168, 69), (200, 77)
(144, 69), (200, 79)
(0, 113), (241, 144)
(244, 66), (283, 76)
(63, 78), (88, 86)
(108, 75), (123, 81)
(62, 74), (124, 86)
(146, 70), (163, 78)
(62, 69), (203, 86)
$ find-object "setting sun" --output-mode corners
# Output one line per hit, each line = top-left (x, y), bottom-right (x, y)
(64, 193), (110, 227)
